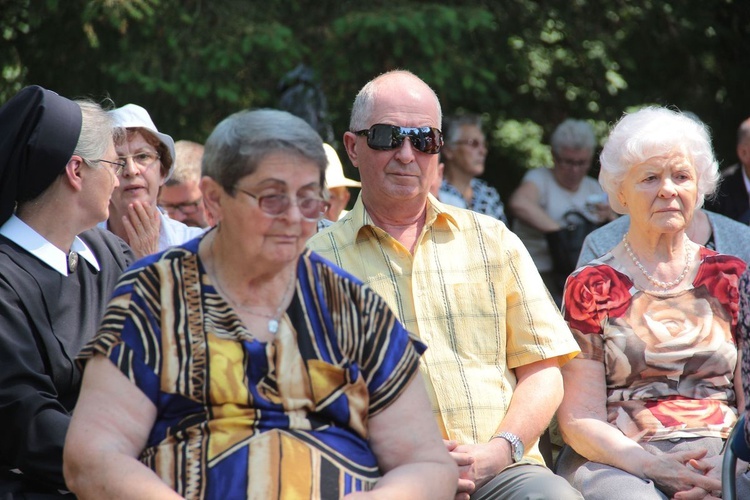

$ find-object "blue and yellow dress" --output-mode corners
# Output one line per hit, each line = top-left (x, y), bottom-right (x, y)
(78, 238), (425, 499)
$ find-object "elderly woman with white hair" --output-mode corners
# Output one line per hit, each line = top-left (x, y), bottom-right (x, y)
(556, 107), (749, 499)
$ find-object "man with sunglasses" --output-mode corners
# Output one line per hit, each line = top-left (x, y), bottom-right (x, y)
(439, 114), (508, 226)
(308, 70), (582, 500)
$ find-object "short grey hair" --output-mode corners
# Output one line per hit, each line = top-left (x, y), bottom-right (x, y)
(599, 106), (719, 214)
(550, 119), (596, 154)
(203, 108), (326, 192)
(443, 114), (483, 145)
(349, 70), (442, 131)
(74, 100), (114, 162)
(167, 140), (204, 186)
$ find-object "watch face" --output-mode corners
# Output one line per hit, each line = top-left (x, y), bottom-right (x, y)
(498, 432), (524, 462)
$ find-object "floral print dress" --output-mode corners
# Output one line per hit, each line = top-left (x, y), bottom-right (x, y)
(562, 248), (746, 442)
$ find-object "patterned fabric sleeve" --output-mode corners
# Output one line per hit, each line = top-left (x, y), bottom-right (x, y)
(562, 264), (634, 362)
(359, 284), (425, 415)
(738, 266), (750, 450)
(307, 250), (426, 417)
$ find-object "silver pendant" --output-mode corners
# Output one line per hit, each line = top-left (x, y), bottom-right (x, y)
(268, 319), (279, 334)
(68, 252), (78, 273)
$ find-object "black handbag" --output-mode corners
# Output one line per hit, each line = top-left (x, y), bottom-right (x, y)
(545, 210), (599, 290)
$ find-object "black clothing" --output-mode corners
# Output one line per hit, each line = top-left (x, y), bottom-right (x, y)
(0, 86), (82, 226)
(706, 164), (750, 224)
(0, 227), (133, 496)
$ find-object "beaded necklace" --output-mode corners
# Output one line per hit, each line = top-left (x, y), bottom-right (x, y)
(622, 233), (692, 290)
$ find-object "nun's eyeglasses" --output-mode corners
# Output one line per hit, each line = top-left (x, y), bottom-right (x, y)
(83, 157), (126, 176)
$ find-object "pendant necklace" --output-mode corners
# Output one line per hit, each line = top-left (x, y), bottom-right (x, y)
(67, 252), (79, 273)
(622, 233), (692, 290)
(207, 235), (296, 334)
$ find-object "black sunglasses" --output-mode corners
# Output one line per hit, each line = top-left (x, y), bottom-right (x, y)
(354, 124), (444, 155)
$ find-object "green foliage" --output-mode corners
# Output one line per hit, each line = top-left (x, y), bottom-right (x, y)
(0, 0), (31, 100)
(3, 0), (750, 189)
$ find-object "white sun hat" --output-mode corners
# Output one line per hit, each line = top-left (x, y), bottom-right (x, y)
(109, 103), (176, 180)
(324, 143), (360, 189)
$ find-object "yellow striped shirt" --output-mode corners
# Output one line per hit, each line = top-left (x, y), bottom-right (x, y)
(308, 194), (580, 466)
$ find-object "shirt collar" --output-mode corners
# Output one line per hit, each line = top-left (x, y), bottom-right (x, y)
(0, 215), (99, 276)
(347, 192), (460, 240)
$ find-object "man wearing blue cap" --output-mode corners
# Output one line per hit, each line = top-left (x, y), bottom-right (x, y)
(0, 86), (134, 496)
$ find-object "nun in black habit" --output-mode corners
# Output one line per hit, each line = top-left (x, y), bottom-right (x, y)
(0, 86), (134, 497)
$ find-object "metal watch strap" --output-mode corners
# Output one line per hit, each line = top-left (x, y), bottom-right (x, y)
(490, 431), (523, 463)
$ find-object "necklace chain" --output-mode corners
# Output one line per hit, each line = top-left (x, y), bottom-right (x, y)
(622, 233), (692, 290)
(207, 234), (295, 334)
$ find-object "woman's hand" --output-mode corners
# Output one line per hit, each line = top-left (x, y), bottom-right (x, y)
(443, 440), (476, 500)
(641, 448), (722, 498)
(122, 200), (161, 258)
(669, 453), (728, 500)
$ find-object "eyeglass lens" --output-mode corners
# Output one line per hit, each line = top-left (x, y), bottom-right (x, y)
(120, 152), (160, 171)
(357, 124), (443, 154)
(455, 139), (486, 149)
(260, 195), (327, 220)
(95, 159), (125, 175)
(237, 189), (329, 221)
(163, 200), (201, 215)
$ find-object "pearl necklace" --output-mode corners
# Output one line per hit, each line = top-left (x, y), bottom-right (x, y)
(207, 235), (296, 334)
(622, 233), (692, 290)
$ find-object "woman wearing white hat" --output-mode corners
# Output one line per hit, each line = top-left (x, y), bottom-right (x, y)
(104, 104), (204, 258)
(322, 143), (361, 221)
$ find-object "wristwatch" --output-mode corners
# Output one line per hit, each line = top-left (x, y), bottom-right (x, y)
(492, 432), (525, 463)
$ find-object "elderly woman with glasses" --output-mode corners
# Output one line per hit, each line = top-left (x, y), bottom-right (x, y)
(102, 104), (204, 258)
(556, 107), (749, 499)
(509, 118), (614, 305)
(63, 109), (457, 499)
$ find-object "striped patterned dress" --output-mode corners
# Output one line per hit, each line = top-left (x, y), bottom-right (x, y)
(78, 237), (424, 499)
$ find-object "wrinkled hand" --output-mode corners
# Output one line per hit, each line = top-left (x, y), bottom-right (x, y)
(444, 440), (475, 500)
(643, 448), (721, 499)
(445, 439), (508, 500)
(671, 453), (724, 500)
(123, 201), (161, 259)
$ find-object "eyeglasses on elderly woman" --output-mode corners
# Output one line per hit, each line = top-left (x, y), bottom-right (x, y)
(354, 124), (443, 154)
(234, 187), (330, 222)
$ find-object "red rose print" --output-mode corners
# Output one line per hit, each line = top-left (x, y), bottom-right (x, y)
(646, 397), (726, 429)
(564, 265), (633, 334)
(693, 254), (746, 328)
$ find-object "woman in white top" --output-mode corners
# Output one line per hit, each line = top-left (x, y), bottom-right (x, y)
(510, 119), (614, 304)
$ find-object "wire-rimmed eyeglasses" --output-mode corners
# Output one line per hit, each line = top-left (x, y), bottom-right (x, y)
(83, 157), (126, 176)
(119, 152), (161, 173)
